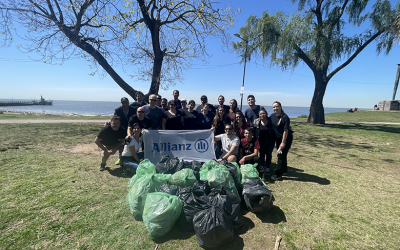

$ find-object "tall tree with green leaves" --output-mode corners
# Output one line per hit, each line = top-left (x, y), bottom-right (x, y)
(233, 0), (400, 124)
(0, 0), (236, 99)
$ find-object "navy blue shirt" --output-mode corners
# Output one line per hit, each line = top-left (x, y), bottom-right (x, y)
(245, 105), (264, 127)
(197, 112), (214, 129)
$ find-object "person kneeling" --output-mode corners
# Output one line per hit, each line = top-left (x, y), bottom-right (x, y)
(121, 123), (144, 175)
(215, 124), (239, 163)
(239, 128), (260, 166)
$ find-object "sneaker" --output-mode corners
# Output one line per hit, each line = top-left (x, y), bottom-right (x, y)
(99, 164), (106, 171)
(271, 174), (282, 180)
(115, 158), (120, 165)
(265, 168), (270, 175)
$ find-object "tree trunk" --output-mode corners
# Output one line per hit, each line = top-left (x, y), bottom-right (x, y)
(308, 72), (328, 124)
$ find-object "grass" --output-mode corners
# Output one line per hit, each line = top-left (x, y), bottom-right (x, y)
(0, 113), (107, 120)
(293, 110), (400, 123)
(1, 119), (400, 249)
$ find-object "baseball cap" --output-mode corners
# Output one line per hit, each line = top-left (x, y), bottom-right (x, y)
(121, 97), (129, 102)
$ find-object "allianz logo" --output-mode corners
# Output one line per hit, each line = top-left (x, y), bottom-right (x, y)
(152, 139), (209, 153)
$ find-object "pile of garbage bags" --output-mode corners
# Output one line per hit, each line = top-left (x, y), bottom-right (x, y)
(125, 156), (274, 248)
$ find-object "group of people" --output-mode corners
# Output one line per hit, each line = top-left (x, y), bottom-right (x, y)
(94, 90), (293, 180)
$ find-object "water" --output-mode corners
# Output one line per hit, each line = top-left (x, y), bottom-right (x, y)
(0, 99), (357, 118)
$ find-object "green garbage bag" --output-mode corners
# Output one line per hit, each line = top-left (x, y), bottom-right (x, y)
(240, 163), (259, 185)
(143, 192), (183, 239)
(126, 174), (171, 220)
(127, 159), (157, 188)
(169, 168), (197, 188)
(201, 159), (219, 171)
(205, 165), (241, 202)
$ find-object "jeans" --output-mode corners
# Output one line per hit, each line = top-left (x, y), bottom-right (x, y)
(121, 151), (144, 174)
(274, 134), (293, 177)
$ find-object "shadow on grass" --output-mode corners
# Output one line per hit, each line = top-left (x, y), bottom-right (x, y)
(267, 165), (330, 185)
(324, 123), (400, 134)
(256, 205), (287, 224)
(105, 166), (125, 178)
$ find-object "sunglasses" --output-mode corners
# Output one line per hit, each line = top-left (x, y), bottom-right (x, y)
(235, 116), (241, 119)
(225, 128), (232, 131)
(137, 111), (145, 113)
(150, 99), (157, 102)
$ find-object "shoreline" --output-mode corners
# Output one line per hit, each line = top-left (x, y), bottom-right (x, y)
(0, 110), (109, 117)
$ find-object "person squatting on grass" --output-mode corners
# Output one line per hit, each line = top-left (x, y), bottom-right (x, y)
(214, 123), (240, 163)
(253, 107), (275, 177)
(238, 127), (260, 166)
(95, 116), (127, 171)
(270, 101), (293, 180)
(120, 123), (144, 175)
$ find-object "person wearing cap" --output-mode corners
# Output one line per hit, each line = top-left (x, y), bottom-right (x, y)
(130, 91), (148, 109)
(143, 94), (164, 129)
(173, 90), (182, 110)
(156, 95), (162, 107)
(196, 95), (216, 115)
(214, 95), (230, 116)
(114, 97), (137, 131)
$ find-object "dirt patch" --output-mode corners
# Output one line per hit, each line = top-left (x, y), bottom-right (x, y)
(70, 143), (100, 155)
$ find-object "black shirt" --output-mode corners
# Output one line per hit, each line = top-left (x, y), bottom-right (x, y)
(163, 110), (184, 130)
(214, 104), (230, 117)
(258, 119), (273, 144)
(270, 113), (290, 138)
(182, 110), (199, 130)
(114, 106), (137, 130)
(128, 115), (152, 129)
(214, 115), (231, 135)
(196, 104), (216, 115)
(97, 125), (126, 146)
(197, 112), (214, 129)
(130, 101), (148, 109)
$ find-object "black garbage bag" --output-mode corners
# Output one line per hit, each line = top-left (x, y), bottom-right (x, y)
(156, 155), (179, 174)
(176, 159), (192, 172)
(192, 180), (211, 196)
(191, 161), (202, 181)
(208, 187), (244, 231)
(193, 205), (234, 249)
(242, 177), (274, 213)
(176, 184), (210, 232)
(155, 182), (181, 196)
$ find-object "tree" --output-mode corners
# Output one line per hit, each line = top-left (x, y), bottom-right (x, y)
(233, 0), (400, 124)
(0, 0), (236, 99)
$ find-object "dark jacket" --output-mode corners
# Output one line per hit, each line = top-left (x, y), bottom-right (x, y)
(253, 118), (273, 143)
(114, 106), (137, 130)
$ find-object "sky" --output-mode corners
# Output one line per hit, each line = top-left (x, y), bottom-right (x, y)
(1, 0), (400, 109)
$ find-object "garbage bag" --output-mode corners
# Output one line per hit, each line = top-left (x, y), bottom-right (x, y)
(156, 182), (180, 196)
(176, 185), (210, 231)
(176, 159), (192, 172)
(242, 177), (274, 213)
(191, 161), (203, 171)
(127, 159), (157, 188)
(155, 155), (179, 174)
(203, 165), (241, 202)
(170, 168), (197, 188)
(193, 205), (234, 249)
(192, 180), (211, 196)
(219, 160), (241, 185)
(201, 159), (219, 170)
(208, 187), (244, 231)
(126, 174), (171, 220)
(143, 192), (183, 239)
(240, 163), (260, 185)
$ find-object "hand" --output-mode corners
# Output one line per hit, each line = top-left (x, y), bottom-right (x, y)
(239, 158), (245, 165)
(104, 122), (110, 127)
(109, 150), (116, 155)
(210, 127), (215, 131)
(280, 143), (286, 149)
(217, 158), (223, 162)
(125, 135), (131, 140)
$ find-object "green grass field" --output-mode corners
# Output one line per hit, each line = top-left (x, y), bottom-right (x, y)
(1, 116), (399, 249)
(293, 110), (400, 123)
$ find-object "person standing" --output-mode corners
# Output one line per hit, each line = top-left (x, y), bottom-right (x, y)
(130, 91), (147, 109)
(172, 90), (182, 110)
(121, 123), (144, 175)
(196, 95), (216, 114)
(244, 95), (264, 127)
(212, 105), (231, 158)
(228, 99), (240, 123)
(156, 95), (162, 107)
(114, 97), (136, 131)
(254, 107), (274, 177)
(270, 101), (293, 180)
(238, 128), (260, 165)
(162, 100), (184, 130)
(233, 111), (249, 139)
(127, 107), (152, 135)
(196, 103), (214, 129)
(214, 95), (230, 115)
(160, 98), (168, 112)
(143, 94), (164, 129)
(215, 124), (240, 163)
(95, 116), (127, 171)
(182, 100), (199, 130)
(179, 99), (188, 111)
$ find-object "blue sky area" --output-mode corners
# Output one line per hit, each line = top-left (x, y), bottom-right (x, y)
(1, 0), (399, 109)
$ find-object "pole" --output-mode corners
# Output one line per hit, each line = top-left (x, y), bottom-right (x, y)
(393, 63), (400, 100)
(240, 40), (248, 111)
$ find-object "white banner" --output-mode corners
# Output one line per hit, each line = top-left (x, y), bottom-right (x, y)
(142, 129), (215, 164)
